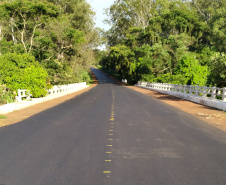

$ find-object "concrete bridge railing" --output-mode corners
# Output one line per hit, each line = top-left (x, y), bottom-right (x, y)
(0, 82), (88, 114)
(16, 82), (87, 102)
(135, 82), (226, 111)
(47, 82), (87, 96)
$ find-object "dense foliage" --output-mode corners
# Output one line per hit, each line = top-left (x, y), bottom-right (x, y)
(100, 0), (226, 87)
(0, 0), (100, 102)
(0, 53), (48, 97)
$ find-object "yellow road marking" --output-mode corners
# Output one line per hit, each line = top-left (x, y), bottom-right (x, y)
(109, 118), (114, 121)
(106, 145), (112, 147)
(109, 134), (114, 135)
(108, 139), (113, 141)
(109, 130), (113, 131)
(105, 160), (112, 162)
(106, 152), (112, 154)
(103, 171), (111, 174)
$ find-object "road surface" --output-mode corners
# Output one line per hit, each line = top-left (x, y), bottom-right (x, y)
(0, 67), (226, 185)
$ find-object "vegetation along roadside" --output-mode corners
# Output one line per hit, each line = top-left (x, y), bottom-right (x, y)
(96, 0), (226, 87)
(0, 0), (101, 104)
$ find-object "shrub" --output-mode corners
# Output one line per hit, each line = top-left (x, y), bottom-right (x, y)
(175, 54), (209, 86)
(0, 84), (15, 105)
(154, 74), (189, 85)
(207, 53), (226, 87)
(0, 53), (48, 98)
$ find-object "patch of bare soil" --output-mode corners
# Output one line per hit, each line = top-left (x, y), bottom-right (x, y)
(128, 86), (226, 132)
(0, 70), (98, 128)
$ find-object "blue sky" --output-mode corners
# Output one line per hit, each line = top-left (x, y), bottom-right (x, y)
(88, 0), (114, 30)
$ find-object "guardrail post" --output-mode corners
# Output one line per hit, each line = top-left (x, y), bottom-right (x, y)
(189, 85), (192, 94)
(178, 85), (181, 92)
(202, 86), (207, 97)
(195, 86), (199, 96)
(184, 85), (187, 94)
(176, 84), (178, 92)
(222, 88), (226, 102)
(211, 87), (216, 99)
(17, 90), (22, 102)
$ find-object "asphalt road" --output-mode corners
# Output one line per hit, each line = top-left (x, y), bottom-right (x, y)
(0, 67), (226, 185)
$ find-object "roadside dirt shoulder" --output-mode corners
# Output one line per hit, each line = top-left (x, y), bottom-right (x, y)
(128, 86), (226, 132)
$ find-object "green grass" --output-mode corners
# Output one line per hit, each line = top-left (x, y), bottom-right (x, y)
(0, 115), (7, 119)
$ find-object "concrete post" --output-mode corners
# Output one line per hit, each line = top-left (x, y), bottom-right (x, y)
(211, 87), (216, 99)
(189, 85), (192, 94)
(184, 85), (187, 94)
(202, 86), (207, 97)
(195, 86), (199, 96)
(17, 90), (22, 102)
(222, 88), (226, 102)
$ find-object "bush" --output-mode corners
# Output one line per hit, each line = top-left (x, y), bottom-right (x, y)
(0, 84), (15, 105)
(140, 74), (155, 82)
(0, 53), (48, 98)
(207, 53), (226, 87)
(154, 74), (189, 85)
(175, 54), (209, 86)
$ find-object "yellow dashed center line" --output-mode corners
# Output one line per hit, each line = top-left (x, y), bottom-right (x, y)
(103, 89), (115, 178)
(105, 160), (112, 162)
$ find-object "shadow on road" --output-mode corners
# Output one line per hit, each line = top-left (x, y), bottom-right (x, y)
(90, 67), (122, 86)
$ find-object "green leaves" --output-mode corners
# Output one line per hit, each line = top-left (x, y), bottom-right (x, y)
(0, 53), (48, 97)
(175, 54), (209, 86)
(207, 53), (226, 87)
(107, 45), (136, 79)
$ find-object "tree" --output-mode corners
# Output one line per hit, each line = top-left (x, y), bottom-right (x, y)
(0, 0), (59, 53)
(0, 53), (48, 97)
(175, 54), (208, 86)
(0, 0), (100, 86)
(105, 0), (157, 46)
(106, 45), (136, 80)
(207, 53), (226, 87)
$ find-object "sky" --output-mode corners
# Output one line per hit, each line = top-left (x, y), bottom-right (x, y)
(88, 0), (114, 31)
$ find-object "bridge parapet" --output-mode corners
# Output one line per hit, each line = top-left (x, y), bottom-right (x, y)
(135, 81), (226, 111)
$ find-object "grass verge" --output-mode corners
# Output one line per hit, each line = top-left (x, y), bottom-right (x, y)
(0, 115), (7, 119)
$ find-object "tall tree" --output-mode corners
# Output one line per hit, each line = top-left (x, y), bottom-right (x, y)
(105, 0), (157, 46)
(0, 0), (59, 53)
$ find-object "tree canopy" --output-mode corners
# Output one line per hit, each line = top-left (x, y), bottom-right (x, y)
(0, 0), (101, 100)
(100, 0), (226, 87)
